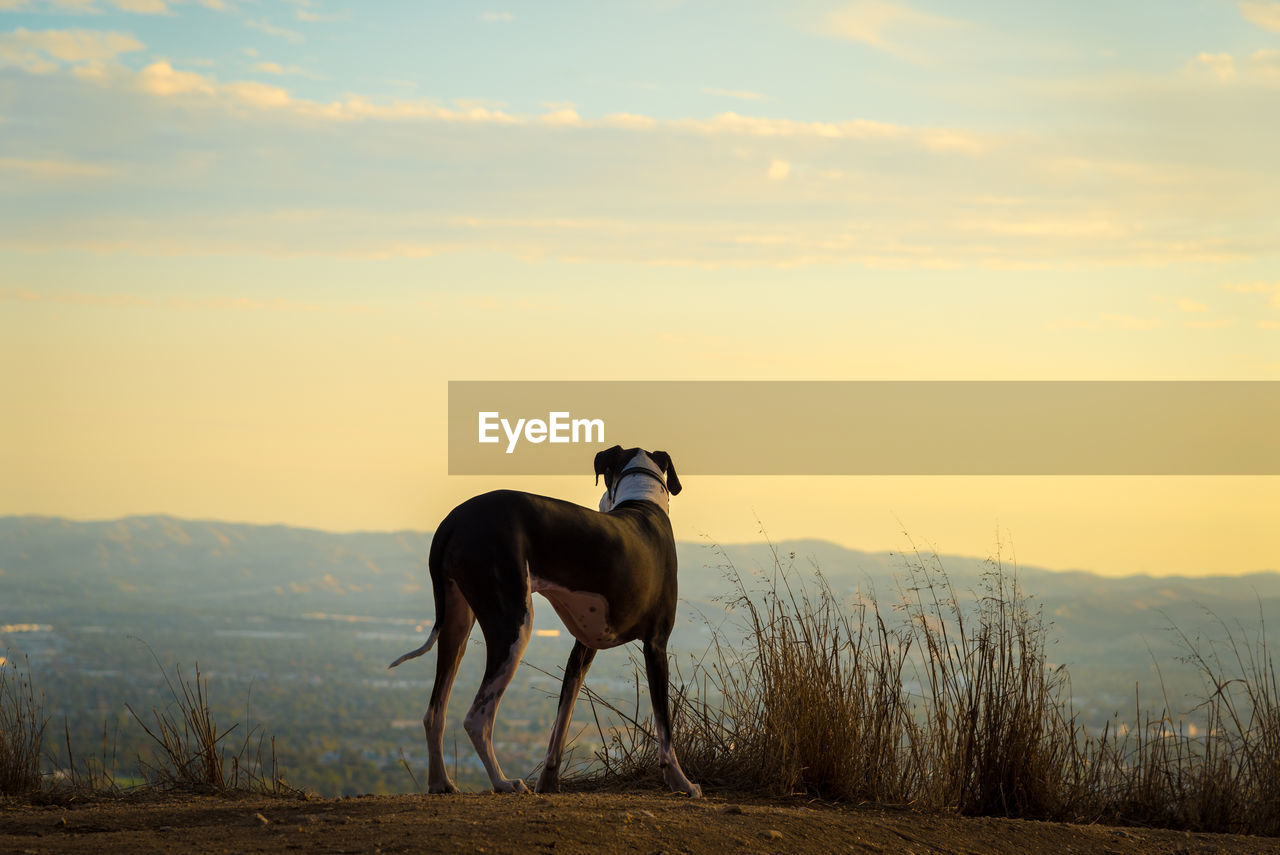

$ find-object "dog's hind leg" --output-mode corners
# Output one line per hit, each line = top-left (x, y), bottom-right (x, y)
(535, 640), (597, 793)
(464, 590), (534, 794)
(423, 580), (475, 794)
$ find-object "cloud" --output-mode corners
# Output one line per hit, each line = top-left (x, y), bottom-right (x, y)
(701, 87), (771, 101)
(1186, 49), (1280, 85)
(540, 107), (582, 126)
(0, 27), (143, 72)
(822, 0), (965, 61)
(0, 0), (170, 11)
(0, 287), (150, 306)
(1190, 52), (1236, 81)
(0, 155), (118, 179)
(223, 79), (292, 108)
(962, 218), (1128, 238)
(480, 11), (513, 23)
(0, 288), (379, 313)
(137, 59), (215, 95)
(295, 9), (342, 23)
(453, 96), (507, 110)
(675, 111), (988, 154)
(246, 18), (304, 43)
(21, 44), (1263, 272)
(114, 0), (168, 12)
(2, 43), (990, 158)
(1222, 281), (1280, 308)
(1239, 1), (1280, 33)
(253, 60), (314, 77)
(1175, 297), (1208, 312)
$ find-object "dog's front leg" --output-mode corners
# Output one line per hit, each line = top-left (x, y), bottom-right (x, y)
(642, 637), (702, 798)
(536, 640), (597, 793)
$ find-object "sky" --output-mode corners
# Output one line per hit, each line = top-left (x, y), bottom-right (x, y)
(2, 0), (1279, 577)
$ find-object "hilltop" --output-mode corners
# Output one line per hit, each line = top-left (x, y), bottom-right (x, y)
(2, 792), (1275, 855)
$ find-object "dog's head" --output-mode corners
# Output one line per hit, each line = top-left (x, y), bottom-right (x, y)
(594, 445), (681, 512)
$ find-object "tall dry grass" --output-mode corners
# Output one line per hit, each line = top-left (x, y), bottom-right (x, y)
(1, 651), (294, 799)
(127, 659), (294, 795)
(0, 655), (48, 795)
(1070, 610), (1280, 835)
(572, 544), (1280, 836)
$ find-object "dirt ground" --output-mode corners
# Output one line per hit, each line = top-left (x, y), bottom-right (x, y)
(2, 791), (1277, 855)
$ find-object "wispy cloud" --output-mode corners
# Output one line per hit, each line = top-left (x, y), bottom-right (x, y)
(480, 11), (513, 23)
(0, 287), (380, 314)
(1, 40), (991, 157)
(253, 60), (316, 78)
(1175, 297), (1208, 313)
(245, 18), (304, 44)
(115, 0), (168, 12)
(0, 0), (171, 12)
(1189, 52), (1237, 81)
(295, 9), (342, 23)
(0, 155), (119, 179)
(821, 0), (966, 62)
(1185, 49), (1280, 84)
(1222, 281), (1280, 308)
(766, 158), (790, 180)
(0, 288), (151, 306)
(1239, 1), (1280, 33)
(0, 27), (143, 72)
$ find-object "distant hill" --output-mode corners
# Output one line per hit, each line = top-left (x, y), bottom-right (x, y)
(5, 512), (1278, 704)
(4, 514), (1276, 639)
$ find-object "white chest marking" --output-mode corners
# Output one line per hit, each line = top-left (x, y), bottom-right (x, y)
(528, 570), (621, 649)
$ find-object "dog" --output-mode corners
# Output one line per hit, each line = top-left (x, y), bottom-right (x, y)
(389, 445), (702, 797)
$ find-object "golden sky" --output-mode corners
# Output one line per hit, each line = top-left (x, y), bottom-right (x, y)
(2, 1), (1279, 576)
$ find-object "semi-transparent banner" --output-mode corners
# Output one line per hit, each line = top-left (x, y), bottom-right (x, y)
(447, 381), (1280, 475)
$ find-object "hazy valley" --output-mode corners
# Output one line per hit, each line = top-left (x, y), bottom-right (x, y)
(2, 514), (1277, 796)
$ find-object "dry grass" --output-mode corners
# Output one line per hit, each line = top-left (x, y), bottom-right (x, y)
(570, 542), (1280, 837)
(0, 655), (48, 795)
(127, 659), (294, 795)
(59, 717), (122, 795)
(1071, 609), (1280, 835)
(1, 651), (295, 800)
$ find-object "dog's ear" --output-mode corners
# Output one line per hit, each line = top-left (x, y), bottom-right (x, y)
(650, 450), (681, 495)
(594, 445), (624, 486)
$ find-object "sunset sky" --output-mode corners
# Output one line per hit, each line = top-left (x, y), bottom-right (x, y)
(3, 0), (1279, 577)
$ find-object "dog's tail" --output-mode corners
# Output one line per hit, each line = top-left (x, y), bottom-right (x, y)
(387, 525), (452, 670)
(387, 623), (440, 669)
